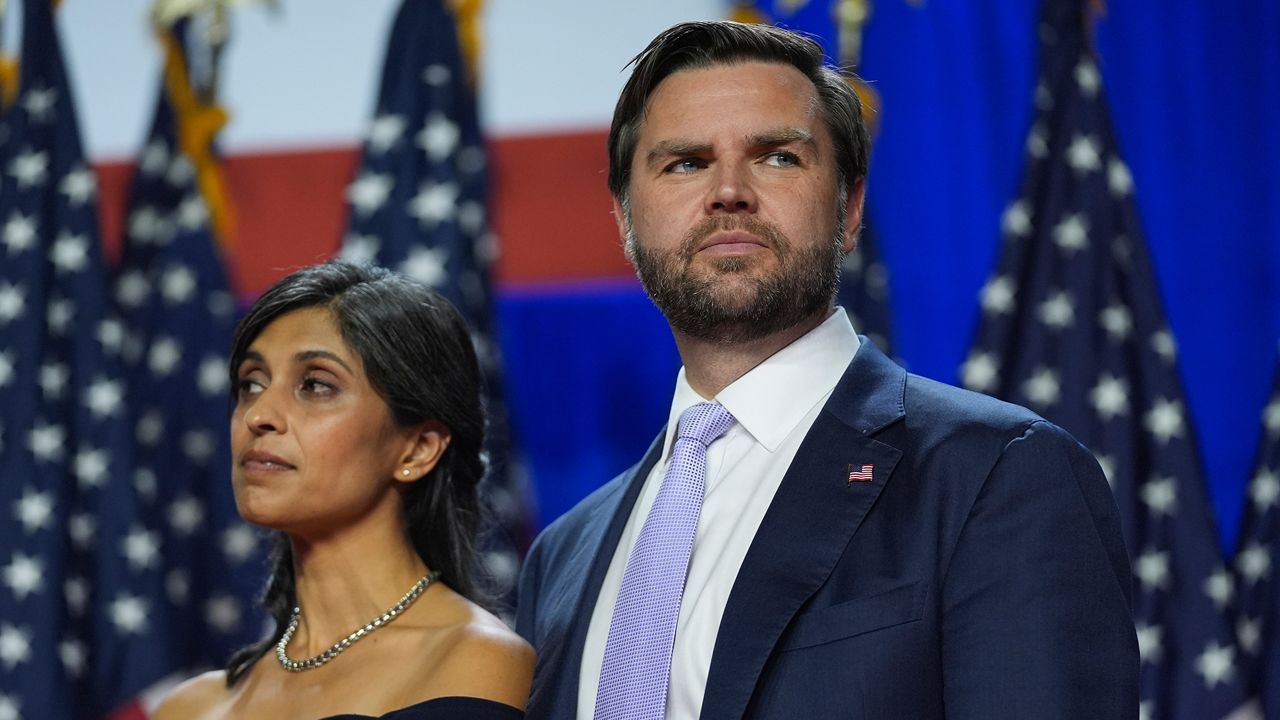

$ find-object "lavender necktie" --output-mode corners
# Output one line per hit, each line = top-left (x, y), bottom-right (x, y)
(595, 401), (736, 720)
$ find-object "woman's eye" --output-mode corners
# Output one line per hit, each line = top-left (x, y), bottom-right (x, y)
(300, 377), (336, 396)
(236, 378), (263, 397)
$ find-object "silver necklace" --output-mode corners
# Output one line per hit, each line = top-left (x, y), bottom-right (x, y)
(276, 570), (441, 672)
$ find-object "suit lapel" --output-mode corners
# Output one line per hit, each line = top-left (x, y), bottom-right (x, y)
(700, 341), (908, 720)
(540, 432), (665, 717)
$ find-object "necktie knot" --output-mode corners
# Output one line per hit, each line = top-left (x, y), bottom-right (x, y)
(676, 401), (735, 447)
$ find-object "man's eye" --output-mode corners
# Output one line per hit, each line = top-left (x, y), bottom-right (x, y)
(764, 151), (800, 168)
(666, 158), (705, 174)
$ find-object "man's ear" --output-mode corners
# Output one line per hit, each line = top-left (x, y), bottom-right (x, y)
(842, 177), (867, 255)
(611, 196), (633, 259)
(394, 421), (451, 484)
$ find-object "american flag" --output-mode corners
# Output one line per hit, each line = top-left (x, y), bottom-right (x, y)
(731, 1), (896, 356)
(1237, 361), (1280, 718)
(847, 463), (874, 483)
(962, 1), (1250, 718)
(338, 0), (532, 602)
(107, 22), (265, 708)
(0, 1), (168, 716)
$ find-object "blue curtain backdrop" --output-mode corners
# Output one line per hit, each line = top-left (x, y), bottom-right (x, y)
(497, 0), (1280, 555)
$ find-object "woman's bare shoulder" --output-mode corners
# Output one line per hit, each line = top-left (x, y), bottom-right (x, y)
(150, 670), (230, 720)
(423, 600), (535, 709)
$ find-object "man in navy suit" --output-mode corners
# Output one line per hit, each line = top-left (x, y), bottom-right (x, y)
(516, 20), (1138, 720)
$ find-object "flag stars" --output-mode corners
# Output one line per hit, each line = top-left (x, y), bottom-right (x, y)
(0, 625), (32, 669)
(68, 513), (95, 549)
(0, 283), (23, 324)
(65, 577), (89, 616)
(1144, 398), (1186, 444)
(60, 639), (87, 677)
(109, 593), (150, 635)
(84, 378), (125, 418)
(1052, 213), (1089, 253)
(74, 448), (110, 489)
(1264, 396), (1280, 436)
(980, 275), (1016, 315)
(167, 569), (191, 605)
(47, 298), (74, 335)
(408, 181), (460, 227)
(1134, 549), (1171, 591)
(0, 353), (12, 389)
(177, 194), (209, 231)
(140, 139), (170, 176)
(1065, 134), (1102, 174)
(1037, 291), (1075, 330)
(1026, 124), (1049, 159)
(28, 423), (66, 463)
(2, 213), (36, 254)
(1140, 476), (1177, 516)
(340, 233), (380, 265)
(400, 246), (449, 288)
(1134, 623), (1163, 664)
(423, 63), (452, 87)
(222, 524), (260, 563)
(21, 86), (58, 122)
(149, 337), (183, 377)
(161, 265), (198, 304)
(1250, 470), (1279, 510)
(961, 351), (1000, 393)
(115, 269), (151, 309)
(50, 232), (90, 273)
(1193, 642), (1236, 689)
(347, 172), (394, 216)
(1150, 330), (1177, 363)
(205, 595), (242, 633)
(1022, 367), (1060, 408)
(1099, 305), (1133, 341)
(169, 497), (205, 535)
(9, 149), (49, 188)
(417, 114), (461, 162)
(1235, 542), (1271, 585)
(0, 694), (18, 720)
(198, 355), (230, 396)
(367, 113), (406, 154)
(2, 553), (43, 600)
(59, 166), (97, 206)
(1001, 200), (1033, 238)
(136, 410), (165, 447)
(182, 429), (216, 464)
(122, 527), (161, 572)
(1237, 616), (1262, 655)
(1074, 60), (1101, 97)
(1108, 158), (1134, 197)
(1203, 567), (1235, 611)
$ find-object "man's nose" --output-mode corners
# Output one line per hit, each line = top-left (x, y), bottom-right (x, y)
(705, 162), (758, 214)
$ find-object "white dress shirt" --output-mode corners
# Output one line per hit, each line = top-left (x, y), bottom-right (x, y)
(578, 308), (861, 720)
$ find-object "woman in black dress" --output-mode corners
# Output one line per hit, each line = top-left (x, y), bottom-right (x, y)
(154, 261), (532, 719)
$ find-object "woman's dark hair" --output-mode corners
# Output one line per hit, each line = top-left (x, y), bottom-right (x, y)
(607, 20), (870, 203)
(223, 260), (487, 685)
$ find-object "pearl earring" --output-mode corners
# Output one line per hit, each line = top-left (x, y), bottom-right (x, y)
(401, 468), (412, 478)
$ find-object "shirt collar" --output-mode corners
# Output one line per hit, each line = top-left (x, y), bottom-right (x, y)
(661, 308), (861, 457)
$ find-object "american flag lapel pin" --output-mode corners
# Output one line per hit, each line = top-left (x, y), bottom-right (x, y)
(847, 463), (874, 484)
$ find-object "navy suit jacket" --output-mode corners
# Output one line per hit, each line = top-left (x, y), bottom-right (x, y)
(516, 341), (1138, 719)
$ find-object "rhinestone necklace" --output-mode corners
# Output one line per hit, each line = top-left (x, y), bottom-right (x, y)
(276, 570), (441, 672)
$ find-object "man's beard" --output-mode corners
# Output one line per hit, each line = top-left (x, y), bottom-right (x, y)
(625, 212), (846, 345)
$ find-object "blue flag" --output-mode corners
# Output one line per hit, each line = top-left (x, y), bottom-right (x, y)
(109, 23), (265, 698)
(0, 0), (168, 716)
(1237, 361), (1280, 718)
(339, 0), (532, 602)
(962, 1), (1250, 717)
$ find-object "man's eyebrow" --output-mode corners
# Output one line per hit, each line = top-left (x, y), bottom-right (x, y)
(749, 127), (815, 148)
(646, 140), (711, 167)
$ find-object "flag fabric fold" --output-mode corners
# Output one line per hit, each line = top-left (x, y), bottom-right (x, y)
(339, 0), (532, 603)
(108, 21), (266, 705)
(1237, 361), (1280, 718)
(962, 1), (1249, 718)
(0, 1), (166, 716)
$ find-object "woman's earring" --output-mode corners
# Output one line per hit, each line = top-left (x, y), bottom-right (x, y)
(401, 467), (412, 478)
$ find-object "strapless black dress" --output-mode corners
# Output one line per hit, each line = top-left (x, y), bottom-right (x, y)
(320, 696), (523, 719)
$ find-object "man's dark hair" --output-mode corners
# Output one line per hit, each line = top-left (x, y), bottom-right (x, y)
(607, 20), (870, 201)
(223, 260), (488, 685)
